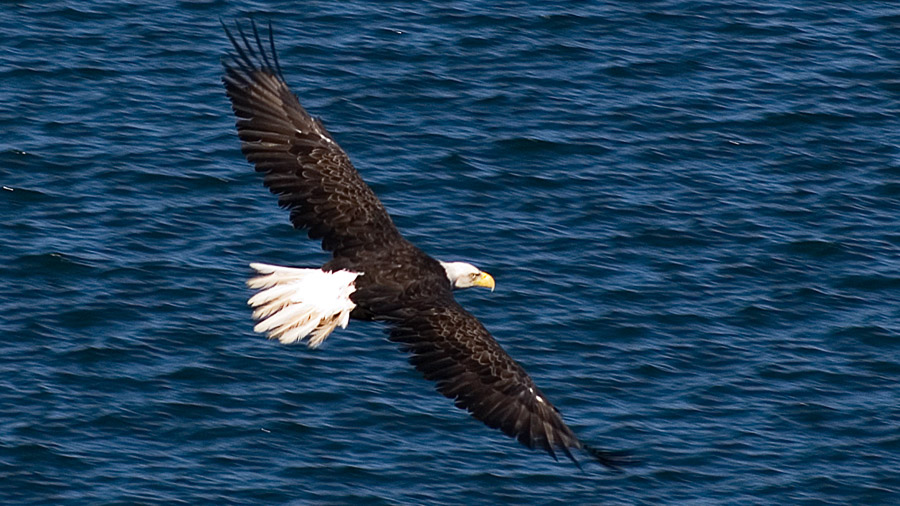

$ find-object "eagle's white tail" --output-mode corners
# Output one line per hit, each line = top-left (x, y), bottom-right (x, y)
(246, 263), (360, 348)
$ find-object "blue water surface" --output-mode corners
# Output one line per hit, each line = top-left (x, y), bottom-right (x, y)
(2, 1), (899, 504)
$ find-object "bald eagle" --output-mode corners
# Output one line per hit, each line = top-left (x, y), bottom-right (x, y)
(222, 21), (628, 469)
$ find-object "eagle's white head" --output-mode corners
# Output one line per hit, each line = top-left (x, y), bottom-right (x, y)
(439, 261), (495, 291)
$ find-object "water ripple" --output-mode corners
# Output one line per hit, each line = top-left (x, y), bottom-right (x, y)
(2, 1), (900, 504)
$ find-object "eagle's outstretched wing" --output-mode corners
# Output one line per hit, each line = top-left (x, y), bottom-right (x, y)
(390, 299), (629, 469)
(222, 21), (404, 256)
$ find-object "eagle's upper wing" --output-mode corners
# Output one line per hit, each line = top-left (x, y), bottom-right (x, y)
(222, 21), (404, 256)
(390, 299), (627, 468)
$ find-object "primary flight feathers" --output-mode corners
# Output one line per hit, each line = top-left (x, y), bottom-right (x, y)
(222, 19), (629, 469)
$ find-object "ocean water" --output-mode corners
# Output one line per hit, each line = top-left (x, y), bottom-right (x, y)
(2, 1), (899, 504)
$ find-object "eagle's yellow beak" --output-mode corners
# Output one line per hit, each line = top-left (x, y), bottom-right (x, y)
(474, 272), (495, 292)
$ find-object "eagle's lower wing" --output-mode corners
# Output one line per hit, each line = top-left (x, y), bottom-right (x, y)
(222, 21), (404, 256)
(390, 301), (625, 468)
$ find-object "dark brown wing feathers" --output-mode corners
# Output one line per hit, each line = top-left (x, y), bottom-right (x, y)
(390, 300), (601, 466)
(222, 21), (403, 256)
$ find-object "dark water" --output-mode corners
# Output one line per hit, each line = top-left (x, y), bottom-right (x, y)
(2, 1), (899, 504)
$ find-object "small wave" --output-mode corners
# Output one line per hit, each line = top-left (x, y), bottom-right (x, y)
(493, 136), (610, 156)
(11, 252), (97, 275)
(779, 239), (845, 258)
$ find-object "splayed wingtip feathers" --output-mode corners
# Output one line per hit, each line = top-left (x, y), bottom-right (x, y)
(582, 443), (638, 471)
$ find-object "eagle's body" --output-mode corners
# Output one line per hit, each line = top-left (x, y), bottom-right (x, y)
(326, 239), (448, 322)
(222, 21), (627, 469)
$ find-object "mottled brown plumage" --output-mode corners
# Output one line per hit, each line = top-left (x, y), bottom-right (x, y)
(222, 20), (628, 469)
